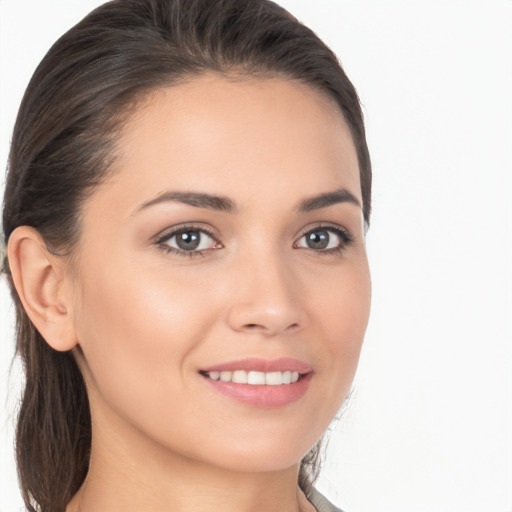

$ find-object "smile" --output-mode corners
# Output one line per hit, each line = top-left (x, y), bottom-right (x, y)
(203, 370), (301, 385)
(199, 358), (313, 408)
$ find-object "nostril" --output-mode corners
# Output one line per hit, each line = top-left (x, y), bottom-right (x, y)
(243, 322), (300, 333)
(228, 302), (308, 335)
(285, 323), (300, 333)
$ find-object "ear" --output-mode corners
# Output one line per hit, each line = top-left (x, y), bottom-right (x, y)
(7, 226), (77, 351)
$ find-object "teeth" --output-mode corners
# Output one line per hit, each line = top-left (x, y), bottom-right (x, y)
(205, 370), (302, 385)
(266, 371), (283, 385)
(248, 371), (266, 385)
(220, 371), (232, 382)
(232, 370), (247, 384)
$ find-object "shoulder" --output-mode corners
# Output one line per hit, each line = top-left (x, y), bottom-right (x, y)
(307, 487), (344, 512)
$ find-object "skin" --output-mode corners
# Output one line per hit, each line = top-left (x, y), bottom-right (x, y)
(9, 75), (371, 512)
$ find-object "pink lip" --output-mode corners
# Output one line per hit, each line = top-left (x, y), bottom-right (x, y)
(199, 358), (313, 408)
(200, 357), (313, 374)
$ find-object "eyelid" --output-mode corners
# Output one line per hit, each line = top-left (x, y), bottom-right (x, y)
(153, 222), (219, 243)
(153, 223), (222, 256)
(293, 223), (354, 252)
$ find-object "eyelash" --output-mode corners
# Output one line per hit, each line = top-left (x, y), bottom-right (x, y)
(154, 223), (354, 258)
(155, 224), (220, 258)
(295, 224), (354, 255)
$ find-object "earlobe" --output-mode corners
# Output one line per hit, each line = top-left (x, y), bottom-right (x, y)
(7, 226), (77, 352)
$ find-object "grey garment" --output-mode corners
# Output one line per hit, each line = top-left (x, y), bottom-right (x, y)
(307, 487), (343, 512)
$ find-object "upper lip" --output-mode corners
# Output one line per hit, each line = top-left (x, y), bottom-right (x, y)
(200, 358), (313, 374)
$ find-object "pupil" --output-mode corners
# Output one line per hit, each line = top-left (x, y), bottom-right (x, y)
(307, 231), (329, 249)
(177, 231), (200, 250)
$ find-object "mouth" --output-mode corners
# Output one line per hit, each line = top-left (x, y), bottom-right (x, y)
(198, 358), (313, 408)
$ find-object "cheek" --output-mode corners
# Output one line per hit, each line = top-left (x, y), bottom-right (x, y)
(71, 260), (218, 418)
(310, 261), (371, 406)
(314, 259), (371, 349)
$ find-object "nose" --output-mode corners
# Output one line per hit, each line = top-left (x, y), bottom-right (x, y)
(225, 250), (308, 336)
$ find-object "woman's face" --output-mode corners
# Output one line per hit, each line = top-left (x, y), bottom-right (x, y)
(70, 75), (371, 473)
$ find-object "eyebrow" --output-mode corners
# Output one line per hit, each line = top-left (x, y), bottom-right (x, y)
(134, 187), (360, 215)
(135, 191), (237, 214)
(297, 188), (361, 212)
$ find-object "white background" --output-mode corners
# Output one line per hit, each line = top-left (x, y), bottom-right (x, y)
(1, 1), (511, 511)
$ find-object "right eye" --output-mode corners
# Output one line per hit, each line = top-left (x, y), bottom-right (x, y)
(157, 226), (222, 256)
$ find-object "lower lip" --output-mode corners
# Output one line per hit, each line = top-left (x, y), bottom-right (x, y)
(201, 373), (313, 408)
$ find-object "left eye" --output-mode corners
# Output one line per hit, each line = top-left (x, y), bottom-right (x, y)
(162, 229), (218, 252)
(295, 227), (350, 251)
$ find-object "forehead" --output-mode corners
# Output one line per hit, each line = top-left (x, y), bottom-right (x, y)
(92, 75), (361, 213)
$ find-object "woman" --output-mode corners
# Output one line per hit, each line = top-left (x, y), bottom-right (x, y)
(2, 0), (372, 511)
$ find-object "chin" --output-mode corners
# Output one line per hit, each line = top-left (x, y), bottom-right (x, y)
(188, 434), (317, 475)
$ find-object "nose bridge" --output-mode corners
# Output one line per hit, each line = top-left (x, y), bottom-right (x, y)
(248, 245), (296, 306)
(226, 241), (307, 335)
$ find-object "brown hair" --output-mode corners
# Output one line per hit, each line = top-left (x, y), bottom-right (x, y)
(2, 1), (371, 510)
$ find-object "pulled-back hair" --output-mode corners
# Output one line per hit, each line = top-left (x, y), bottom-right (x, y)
(2, 1), (371, 510)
